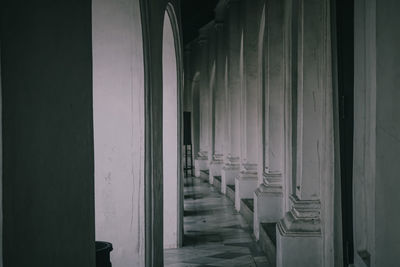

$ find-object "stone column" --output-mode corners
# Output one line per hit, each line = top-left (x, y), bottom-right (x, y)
(209, 21), (225, 186)
(234, 0), (263, 212)
(206, 22), (219, 184)
(221, 0), (241, 195)
(191, 42), (202, 176)
(195, 29), (210, 174)
(254, 0), (285, 239)
(183, 47), (192, 113)
(276, 0), (333, 266)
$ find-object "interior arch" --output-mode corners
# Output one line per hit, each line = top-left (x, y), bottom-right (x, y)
(162, 3), (183, 249)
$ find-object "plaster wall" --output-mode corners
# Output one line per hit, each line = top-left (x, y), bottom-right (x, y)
(142, 1), (183, 264)
(1, 1), (95, 266)
(374, 1), (400, 265)
(353, 0), (376, 265)
(354, 0), (400, 266)
(92, 0), (145, 265)
(163, 11), (179, 249)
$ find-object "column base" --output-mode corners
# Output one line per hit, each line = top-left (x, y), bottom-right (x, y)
(235, 163), (258, 211)
(221, 156), (240, 194)
(194, 160), (200, 177)
(276, 195), (322, 267)
(194, 151), (208, 177)
(254, 170), (284, 239)
(209, 154), (224, 184)
(253, 184), (283, 240)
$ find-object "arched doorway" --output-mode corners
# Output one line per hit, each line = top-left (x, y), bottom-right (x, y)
(162, 3), (183, 249)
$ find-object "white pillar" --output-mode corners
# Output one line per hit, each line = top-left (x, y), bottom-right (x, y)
(254, 0), (285, 239)
(183, 47), (192, 113)
(93, 0), (146, 265)
(206, 22), (220, 184)
(209, 22), (225, 185)
(221, 0), (241, 196)
(235, 0), (263, 212)
(191, 42), (202, 176)
(276, 0), (334, 266)
(195, 30), (211, 173)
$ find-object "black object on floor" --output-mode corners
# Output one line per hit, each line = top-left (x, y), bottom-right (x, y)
(96, 241), (113, 267)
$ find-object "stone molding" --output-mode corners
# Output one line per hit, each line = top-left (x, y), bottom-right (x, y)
(211, 153), (224, 164)
(255, 183), (283, 196)
(238, 162), (258, 181)
(263, 167), (283, 188)
(196, 151), (208, 160)
(258, 169), (283, 194)
(223, 155), (240, 170)
(277, 195), (321, 237)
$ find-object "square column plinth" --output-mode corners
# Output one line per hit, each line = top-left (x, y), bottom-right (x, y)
(221, 156), (240, 194)
(235, 163), (258, 211)
(254, 170), (284, 239)
(209, 154), (224, 184)
(254, 184), (283, 240)
(194, 152), (208, 177)
(276, 196), (323, 267)
(276, 228), (322, 267)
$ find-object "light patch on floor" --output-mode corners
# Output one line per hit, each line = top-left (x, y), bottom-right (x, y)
(164, 173), (271, 266)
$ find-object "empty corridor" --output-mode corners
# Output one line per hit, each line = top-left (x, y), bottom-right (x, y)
(164, 173), (271, 267)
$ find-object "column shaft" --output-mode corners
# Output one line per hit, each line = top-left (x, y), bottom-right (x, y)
(254, 0), (286, 240)
(277, 0), (334, 266)
(199, 36), (210, 157)
(227, 0), (241, 159)
(221, 0), (242, 193)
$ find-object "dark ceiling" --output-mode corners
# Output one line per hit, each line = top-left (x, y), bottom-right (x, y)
(181, 0), (219, 45)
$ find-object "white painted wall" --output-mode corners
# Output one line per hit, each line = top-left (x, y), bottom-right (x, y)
(162, 10), (179, 249)
(92, 0), (145, 266)
(354, 1), (400, 266)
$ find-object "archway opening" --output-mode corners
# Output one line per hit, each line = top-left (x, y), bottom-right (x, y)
(162, 6), (181, 249)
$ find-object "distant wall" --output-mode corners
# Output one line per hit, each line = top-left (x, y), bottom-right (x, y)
(0, 1), (95, 266)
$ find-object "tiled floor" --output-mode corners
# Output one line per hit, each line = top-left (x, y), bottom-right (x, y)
(164, 173), (271, 267)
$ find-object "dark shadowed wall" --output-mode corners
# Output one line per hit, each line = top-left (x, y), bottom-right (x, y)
(0, 0), (95, 266)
